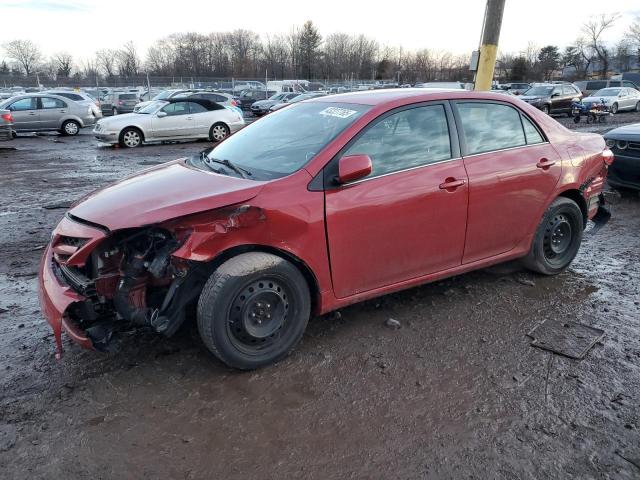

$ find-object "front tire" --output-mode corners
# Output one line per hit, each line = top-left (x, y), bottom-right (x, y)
(60, 120), (80, 136)
(209, 122), (230, 142)
(119, 127), (143, 148)
(611, 102), (618, 114)
(112, 107), (118, 116)
(635, 101), (640, 113)
(197, 253), (311, 370)
(541, 104), (550, 115)
(523, 197), (583, 275)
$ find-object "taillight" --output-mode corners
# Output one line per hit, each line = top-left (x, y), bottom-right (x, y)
(602, 148), (614, 166)
(232, 100), (238, 106)
(1, 113), (12, 122)
(118, 100), (124, 105)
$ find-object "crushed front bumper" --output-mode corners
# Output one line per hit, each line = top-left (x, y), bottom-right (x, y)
(38, 245), (95, 358)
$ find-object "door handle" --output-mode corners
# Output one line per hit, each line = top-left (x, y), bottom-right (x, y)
(439, 178), (466, 191)
(28, 112), (37, 116)
(186, 116), (193, 120)
(536, 158), (556, 170)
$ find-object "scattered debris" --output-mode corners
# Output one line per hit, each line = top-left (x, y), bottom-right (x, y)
(515, 275), (536, 287)
(527, 320), (605, 359)
(42, 202), (72, 210)
(0, 424), (17, 452)
(384, 318), (401, 329)
(615, 451), (640, 471)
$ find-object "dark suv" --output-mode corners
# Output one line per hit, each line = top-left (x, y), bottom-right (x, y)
(237, 90), (277, 110)
(520, 84), (582, 116)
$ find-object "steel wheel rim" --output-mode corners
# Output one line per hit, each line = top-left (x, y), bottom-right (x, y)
(65, 122), (78, 135)
(227, 278), (291, 355)
(123, 131), (140, 147)
(543, 214), (573, 261)
(212, 125), (227, 141)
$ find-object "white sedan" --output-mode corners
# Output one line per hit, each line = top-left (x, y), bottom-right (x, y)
(93, 98), (245, 148)
(582, 87), (640, 114)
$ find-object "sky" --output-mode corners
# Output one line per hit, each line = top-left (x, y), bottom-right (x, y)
(0, 0), (639, 62)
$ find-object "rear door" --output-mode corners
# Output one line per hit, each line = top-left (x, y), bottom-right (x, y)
(325, 102), (469, 298)
(39, 96), (68, 129)
(6, 97), (39, 130)
(152, 101), (194, 137)
(453, 101), (561, 263)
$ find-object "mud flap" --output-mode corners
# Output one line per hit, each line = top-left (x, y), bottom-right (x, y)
(589, 204), (611, 235)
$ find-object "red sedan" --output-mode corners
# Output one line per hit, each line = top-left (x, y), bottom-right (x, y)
(39, 89), (613, 369)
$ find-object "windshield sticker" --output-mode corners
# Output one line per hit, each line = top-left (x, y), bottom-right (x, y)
(319, 107), (357, 119)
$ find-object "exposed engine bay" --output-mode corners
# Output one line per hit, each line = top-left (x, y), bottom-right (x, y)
(55, 226), (207, 351)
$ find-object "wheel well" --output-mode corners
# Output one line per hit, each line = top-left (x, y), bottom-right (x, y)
(210, 122), (230, 132)
(200, 245), (320, 312)
(558, 189), (587, 227)
(120, 126), (144, 142)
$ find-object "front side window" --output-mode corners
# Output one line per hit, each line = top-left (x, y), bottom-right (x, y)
(457, 102), (526, 155)
(344, 104), (452, 178)
(8, 98), (37, 111)
(161, 102), (189, 116)
(40, 97), (66, 109)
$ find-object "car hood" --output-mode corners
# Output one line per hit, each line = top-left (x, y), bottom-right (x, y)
(69, 159), (266, 230)
(252, 100), (275, 107)
(135, 100), (152, 109)
(96, 112), (147, 128)
(582, 96), (612, 103)
(603, 122), (640, 141)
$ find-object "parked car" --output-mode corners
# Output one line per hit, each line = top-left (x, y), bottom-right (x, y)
(581, 87), (640, 114)
(183, 91), (239, 108)
(501, 83), (530, 95)
(0, 93), (96, 135)
(0, 109), (14, 141)
(101, 92), (140, 116)
(415, 82), (465, 89)
(574, 79), (640, 97)
(268, 92), (326, 112)
(250, 92), (300, 116)
(604, 124), (640, 191)
(40, 89), (612, 368)
(44, 90), (102, 119)
(520, 83), (582, 115)
(134, 89), (196, 112)
(93, 98), (244, 147)
(237, 90), (277, 111)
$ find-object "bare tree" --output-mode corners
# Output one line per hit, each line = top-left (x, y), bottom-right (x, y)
(96, 49), (118, 78)
(3, 39), (42, 76)
(116, 41), (140, 79)
(582, 13), (620, 78)
(53, 52), (73, 78)
(264, 34), (289, 79)
(627, 16), (640, 47)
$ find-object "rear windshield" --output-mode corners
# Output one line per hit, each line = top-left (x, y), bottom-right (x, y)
(120, 94), (137, 99)
(200, 102), (371, 180)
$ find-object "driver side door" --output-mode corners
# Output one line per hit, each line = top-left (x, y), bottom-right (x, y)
(151, 101), (194, 138)
(7, 97), (39, 130)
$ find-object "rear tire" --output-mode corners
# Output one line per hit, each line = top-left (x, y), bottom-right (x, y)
(197, 253), (310, 370)
(60, 120), (80, 136)
(119, 127), (143, 148)
(523, 197), (583, 275)
(635, 101), (640, 113)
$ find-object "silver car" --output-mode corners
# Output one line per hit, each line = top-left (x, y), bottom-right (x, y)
(582, 87), (640, 114)
(134, 89), (197, 112)
(93, 98), (245, 147)
(0, 93), (96, 135)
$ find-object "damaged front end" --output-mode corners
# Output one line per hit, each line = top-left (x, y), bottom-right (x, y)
(40, 214), (209, 356)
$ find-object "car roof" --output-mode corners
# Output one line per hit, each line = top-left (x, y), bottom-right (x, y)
(306, 88), (528, 106)
(164, 97), (223, 110)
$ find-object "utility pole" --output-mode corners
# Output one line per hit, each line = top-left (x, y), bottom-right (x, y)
(474, 0), (506, 91)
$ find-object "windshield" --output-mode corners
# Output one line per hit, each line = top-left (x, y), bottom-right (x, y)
(199, 102), (370, 180)
(523, 86), (554, 96)
(153, 91), (175, 100)
(138, 100), (166, 114)
(593, 88), (621, 97)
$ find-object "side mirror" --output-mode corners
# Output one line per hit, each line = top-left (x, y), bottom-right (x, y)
(156, 111), (167, 118)
(338, 154), (372, 184)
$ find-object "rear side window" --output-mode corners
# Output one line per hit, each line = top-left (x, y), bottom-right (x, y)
(120, 94), (137, 100)
(56, 93), (83, 101)
(521, 116), (544, 144)
(161, 102), (189, 116)
(188, 102), (208, 113)
(344, 104), (452, 178)
(40, 97), (67, 109)
(457, 102), (526, 155)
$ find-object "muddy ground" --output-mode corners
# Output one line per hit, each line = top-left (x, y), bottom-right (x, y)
(0, 112), (639, 479)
